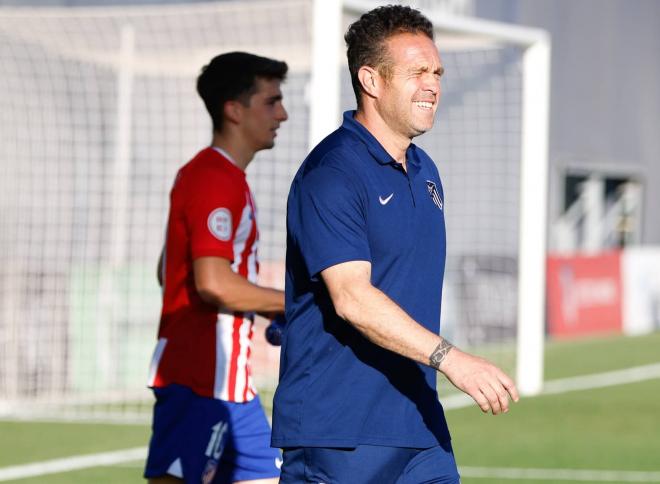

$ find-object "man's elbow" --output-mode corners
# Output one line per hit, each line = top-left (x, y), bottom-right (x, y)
(196, 281), (227, 307)
(330, 289), (358, 323)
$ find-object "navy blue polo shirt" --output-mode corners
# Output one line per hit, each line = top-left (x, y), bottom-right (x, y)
(271, 111), (450, 449)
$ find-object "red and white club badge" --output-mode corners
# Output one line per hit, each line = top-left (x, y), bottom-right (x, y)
(207, 208), (232, 241)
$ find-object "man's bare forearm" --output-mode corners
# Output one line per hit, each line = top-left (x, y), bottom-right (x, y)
(200, 280), (284, 313)
(322, 263), (444, 368)
(340, 284), (455, 371)
(194, 257), (284, 313)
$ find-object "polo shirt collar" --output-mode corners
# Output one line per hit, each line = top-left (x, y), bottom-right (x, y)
(341, 110), (421, 174)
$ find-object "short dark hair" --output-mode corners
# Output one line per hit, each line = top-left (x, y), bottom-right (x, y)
(344, 5), (434, 107)
(197, 52), (288, 132)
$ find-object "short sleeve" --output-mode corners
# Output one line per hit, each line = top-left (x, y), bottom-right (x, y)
(185, 170), (248, 262)
(294, 161), (371, 278)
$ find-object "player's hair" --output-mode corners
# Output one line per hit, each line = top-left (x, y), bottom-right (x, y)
(344, 5), (434, 108)
(197, 51), (288, 132)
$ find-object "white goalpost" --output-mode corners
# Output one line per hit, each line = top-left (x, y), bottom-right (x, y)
(0, 0), (549, 422)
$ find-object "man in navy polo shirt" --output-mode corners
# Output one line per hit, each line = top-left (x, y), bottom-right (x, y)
(272, 5), (519, 483)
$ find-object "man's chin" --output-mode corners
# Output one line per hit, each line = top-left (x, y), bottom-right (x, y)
(410, 124), (432, 138)
(410, 116), (435, 137)
(258, 140), (276, 151)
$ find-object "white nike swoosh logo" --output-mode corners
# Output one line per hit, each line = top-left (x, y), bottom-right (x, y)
(275, 457), (283, 469)
(379, 193), (394, 205)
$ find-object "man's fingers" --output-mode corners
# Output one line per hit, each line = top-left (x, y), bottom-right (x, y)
(482, 369), (516, 415)
(488, 371), (514, 413)
(469, 386), (491, 413)
(479, 384), (502, 415)
(497, 372), (520, 402)
(490, 381), (510, 414)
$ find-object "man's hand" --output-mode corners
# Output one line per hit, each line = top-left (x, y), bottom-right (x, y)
(435, 346), (519, 415)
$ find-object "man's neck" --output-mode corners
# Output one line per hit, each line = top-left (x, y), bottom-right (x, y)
(354, 109), (409, 169)
(211, 131), (254, 171)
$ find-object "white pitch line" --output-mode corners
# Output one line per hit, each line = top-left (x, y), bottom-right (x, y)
(541, 363), (660, 395)
(3, 449), (658, 483)
(0, 447), (147, 482)
(442, 363), (660, 410)
(1, 364), (659, 481)
(460, 465), (660, 482)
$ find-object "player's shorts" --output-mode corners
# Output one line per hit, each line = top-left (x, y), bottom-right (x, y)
(279, 441), (460, 484)
(144, 383), (281, 484)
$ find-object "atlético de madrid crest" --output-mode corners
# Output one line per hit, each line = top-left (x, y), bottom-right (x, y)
(426, 180), (443, 210)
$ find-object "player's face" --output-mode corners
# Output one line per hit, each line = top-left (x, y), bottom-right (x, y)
(241, 77), (288, 152)
(376, 33), (443, 139)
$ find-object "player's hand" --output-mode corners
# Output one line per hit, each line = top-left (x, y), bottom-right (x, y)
(438, 348), (519, 415)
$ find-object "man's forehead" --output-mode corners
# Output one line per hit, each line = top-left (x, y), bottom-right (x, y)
(254, 77), (283, 96)
(385, 32), (441, 65)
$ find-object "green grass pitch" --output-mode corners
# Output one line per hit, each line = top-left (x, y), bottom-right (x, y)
(1, 332), (659, 483)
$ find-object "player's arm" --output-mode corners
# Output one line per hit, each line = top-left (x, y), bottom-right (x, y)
(194, 256), (284, 313)
(321, 260), (519, 415)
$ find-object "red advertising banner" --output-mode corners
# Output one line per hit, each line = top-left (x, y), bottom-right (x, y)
(546, 251), (623, 338)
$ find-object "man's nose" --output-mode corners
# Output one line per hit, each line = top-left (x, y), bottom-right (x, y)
(422, 74), (440, 94)
(278, 105), (288, 122)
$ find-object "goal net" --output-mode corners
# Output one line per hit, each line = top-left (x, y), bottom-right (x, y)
(0, 0), (548, 421)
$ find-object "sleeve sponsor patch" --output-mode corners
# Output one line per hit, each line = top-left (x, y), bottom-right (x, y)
(207, 208), (233, 241)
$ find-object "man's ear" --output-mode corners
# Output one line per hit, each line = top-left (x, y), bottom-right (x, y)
(223, 100), (242, 125)
(357, 66), (380, 100)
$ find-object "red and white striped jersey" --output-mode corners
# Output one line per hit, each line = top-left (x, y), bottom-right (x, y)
(148, 147), (260, 402)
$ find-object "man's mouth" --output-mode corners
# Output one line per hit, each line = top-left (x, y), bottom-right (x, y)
(413, 101), (434, 110)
